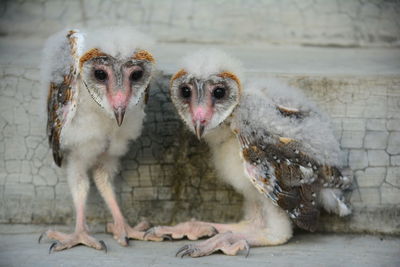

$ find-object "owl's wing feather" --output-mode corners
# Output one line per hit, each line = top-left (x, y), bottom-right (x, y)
(44, 30), (83, 167)
(235, 119), (350, 232)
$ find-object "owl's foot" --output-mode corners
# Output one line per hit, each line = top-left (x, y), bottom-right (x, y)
(106, 219), (152, 245)
(144, 221), (218, 241)
(39, 230), (106, 253)
(176, 231), (250, 258)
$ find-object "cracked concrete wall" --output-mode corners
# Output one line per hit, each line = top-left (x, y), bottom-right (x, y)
(0, 0), (399, 47)
(0, 64), (399, 234)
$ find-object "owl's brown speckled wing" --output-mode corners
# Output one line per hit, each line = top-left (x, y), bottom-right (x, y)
(235, 109), (351, 231)
(46, 30), (82, 167)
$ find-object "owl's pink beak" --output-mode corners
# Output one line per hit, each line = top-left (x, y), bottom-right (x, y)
(191, 106), (212, 139)
(194, 120), (205, 139)
(114, 106), (125, 127)
(109, 90), (129, 126)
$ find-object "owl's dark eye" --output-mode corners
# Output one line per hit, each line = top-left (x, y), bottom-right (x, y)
(94, 69), (108, 82)
(130, 69), (144, 81)
(213, 86), (226, 99)
(180, 86), (191, 99)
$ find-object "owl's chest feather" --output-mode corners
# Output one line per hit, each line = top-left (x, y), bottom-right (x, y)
(206, 128), (256, 196)
(61, 88), (145, 159)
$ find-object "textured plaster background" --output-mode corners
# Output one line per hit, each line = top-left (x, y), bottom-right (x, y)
(0, 0), (399, 234)
(0, 0), (400, 47)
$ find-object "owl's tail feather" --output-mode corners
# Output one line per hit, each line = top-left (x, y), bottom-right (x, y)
(319, 188), (352, 217)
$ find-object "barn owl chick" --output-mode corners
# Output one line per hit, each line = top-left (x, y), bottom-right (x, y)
(144, 49), (352, 257)
(38, 28), (155, 252)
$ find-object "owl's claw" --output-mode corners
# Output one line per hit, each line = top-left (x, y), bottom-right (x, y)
(175, 244), (202, 258)
(143, 228), (154, 239)
(176, 245), (201, 258)
(49, 241), (58, 254)
(175, 244), (190, 257)
(38, 232), (45, 244)
(244, 241), (250, 258)
(180, 247), (199, 258)
(106, 220), (151, 244)
(99, 240), (107, 253)
(163, 234), (173, 241)
(143, 227), (173, 241)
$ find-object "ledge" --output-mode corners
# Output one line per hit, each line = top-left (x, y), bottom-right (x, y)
(1, 37), (399, 76)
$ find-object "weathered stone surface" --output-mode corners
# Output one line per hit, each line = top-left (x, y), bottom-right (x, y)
(387, 132), (400, 154)
(367, 150), (389, 167)
(356, 167), (386, 187)
(342, 119), (365, 131)
(357, 188), (381, 205)
(341, 131), (364, 149)
(349, 150), (368, 170)
(381, 184), (400, 205)
(133, 187), (157, 201)
(386, 167), (400, 187)
(391, 156), (400, 166)
(366, 119), (386, 131)
(0, 71), (398, 234)
(364, 131), (388, 149)
(4, 183), (34, 197)
(1, 0), (399, 47)
(0, 71), (396, 234)
(35, 186), (55, 200)
(5, 160), (21, 174)
(387, 119), (400, 131)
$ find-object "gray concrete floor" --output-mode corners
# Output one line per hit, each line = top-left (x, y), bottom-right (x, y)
(0, 226), (399, 267)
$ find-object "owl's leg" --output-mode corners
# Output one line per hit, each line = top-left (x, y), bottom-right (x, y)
(93, 157), (151, 246)
(39, 161), (106, 253)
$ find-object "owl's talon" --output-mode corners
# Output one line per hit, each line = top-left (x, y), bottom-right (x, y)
(162, 234), (172, 241)
(180, 248), (193, 258)
(107, 221), (148, 243)
(211, 226), (219, 235)
(49, 241), (58, 254)
(176, 244), (190, 257)
(99, 240), (107, 253)
(244, 241), (250, 258)
(38, 232), (46, 244)
(143, 228), (155, 239)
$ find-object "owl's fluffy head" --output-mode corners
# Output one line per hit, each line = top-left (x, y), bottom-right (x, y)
(82, 27), (154, 60)
(42, 27), (155, 126)
(170, 49), (243, 138)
